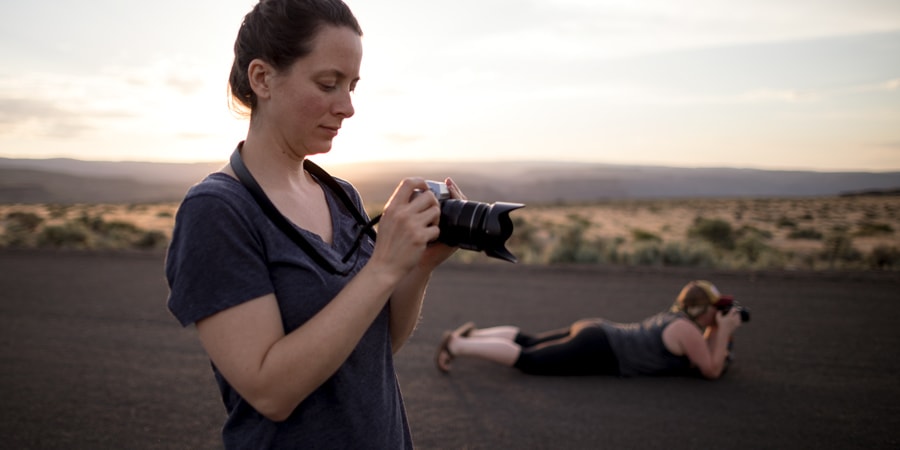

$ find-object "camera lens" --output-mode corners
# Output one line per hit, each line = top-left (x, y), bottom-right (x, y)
(436, 199), (524, 263)
(717, 303), (751, 323)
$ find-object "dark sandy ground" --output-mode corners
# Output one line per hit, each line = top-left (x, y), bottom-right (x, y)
(1, 250), (898, 449)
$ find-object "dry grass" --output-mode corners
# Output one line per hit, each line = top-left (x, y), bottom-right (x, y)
(2, 196), (898, 270)
(504, 196), (899, 270)
(519, 196), (899, 254)
(0, 203), (177, 235)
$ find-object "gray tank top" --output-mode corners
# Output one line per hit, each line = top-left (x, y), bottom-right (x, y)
(600, 312), (692, 377)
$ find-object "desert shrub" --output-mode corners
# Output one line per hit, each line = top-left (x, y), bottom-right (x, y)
(776, 216), (797, 228)
(547, 218), (606, 264)
(103, 220), (141, 234)
(854, 221), (893, 237)
(817, 203), (832, 220)
(5, 211), (44, 232)
(866, 245), (900, 270)
(88, 217), (144, 248)
(19, 212), (168, 251)
(127, 203), (148, 213)
(547, 216), (590, 264)
(2, 211), (45, 247)
(504, 217), (550, 264)
(727, 234), (787, 269)
(37, 223), (91, 249)
(792, 251), (818, 271)
(734, 234), (770, 264)
(687, 217), (734, 250)
(75, 213), (107, 233)
(788, 227), (823, 240)
(820, 231), (861, 268)
(744, 247), (788, 270)
(627, 241), (663, 266)
(661, 241), (717, 268)
(630, 228), (661, 243)
(573, 238), (620, 264)
(886, 204), (898, 219)
(542, 214), (625, 265)
(736, 225), (773, 240)
(46, 204), (70, 219)
(863, 208), (879, 220)
(133, 230), (169, 250)
(601, 237), (625, 264)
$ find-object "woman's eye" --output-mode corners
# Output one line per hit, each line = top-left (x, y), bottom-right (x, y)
(319, 83), (337, 92)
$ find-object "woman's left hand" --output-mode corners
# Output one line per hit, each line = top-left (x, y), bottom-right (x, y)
(418, 177), (466, 269)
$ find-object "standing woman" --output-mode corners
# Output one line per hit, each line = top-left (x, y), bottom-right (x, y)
(166, 1), (463, 447)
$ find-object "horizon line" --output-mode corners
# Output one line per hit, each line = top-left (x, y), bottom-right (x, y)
(1, 154), (899, 174)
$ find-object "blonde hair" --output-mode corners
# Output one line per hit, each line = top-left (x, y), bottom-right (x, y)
(671, 280), (721, 319)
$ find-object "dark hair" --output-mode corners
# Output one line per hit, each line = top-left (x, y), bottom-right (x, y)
(228, 0), (362, 116)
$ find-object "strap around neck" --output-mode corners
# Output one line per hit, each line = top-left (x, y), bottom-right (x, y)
(303, 158), (376, 242)
(229, 144), (349, 274)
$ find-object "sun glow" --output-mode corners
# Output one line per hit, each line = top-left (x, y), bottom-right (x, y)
(1, 1), (898, 171)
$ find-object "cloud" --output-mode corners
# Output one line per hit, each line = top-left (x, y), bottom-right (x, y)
(415, 0), (900, 64)
(0, 97), (94, 138)
(0, 57), (222, 144)
(738, 78), (900, 104)
(634, 76), (900, 106)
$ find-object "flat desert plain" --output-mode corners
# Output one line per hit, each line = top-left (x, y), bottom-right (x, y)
(2, 195), (899, 270)
(1, 250), (898, 449)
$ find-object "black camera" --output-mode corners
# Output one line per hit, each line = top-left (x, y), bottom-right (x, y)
(716, 299), (751, 323)
(423, 180), (524, 263)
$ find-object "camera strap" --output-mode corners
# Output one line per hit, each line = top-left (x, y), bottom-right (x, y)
(229, 143), (378, 275)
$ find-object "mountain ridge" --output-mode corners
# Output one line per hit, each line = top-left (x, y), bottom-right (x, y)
(2, 157), (899, 205)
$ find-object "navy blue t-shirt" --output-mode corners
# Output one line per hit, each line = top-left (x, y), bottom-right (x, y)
(166, 171), (412, 449)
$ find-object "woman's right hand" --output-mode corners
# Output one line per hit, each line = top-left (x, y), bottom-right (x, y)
(368, 177), (442, 279)
(715, 308), (742, 334)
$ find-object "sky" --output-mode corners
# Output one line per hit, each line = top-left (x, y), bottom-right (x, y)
(1, 0), (899, 172)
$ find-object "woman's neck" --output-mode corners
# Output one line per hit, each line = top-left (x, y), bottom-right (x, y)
(240, 136), (316, 193)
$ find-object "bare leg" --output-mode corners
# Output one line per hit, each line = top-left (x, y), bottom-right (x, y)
(469, 325), (520, 340)
(447, 335), (521, 367)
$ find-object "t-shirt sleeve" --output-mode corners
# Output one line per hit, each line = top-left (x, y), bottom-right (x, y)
(165, 192), (274, 327)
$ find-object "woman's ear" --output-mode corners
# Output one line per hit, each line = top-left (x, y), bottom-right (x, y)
(248, 58), (274, 100)
(686, 304), (707, 319)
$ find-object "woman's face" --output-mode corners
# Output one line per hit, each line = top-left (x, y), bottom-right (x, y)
(261, 25), (362, 158)
(697, 306), (717, 327)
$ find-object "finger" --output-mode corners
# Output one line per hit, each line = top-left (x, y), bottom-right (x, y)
(410, 188), (441, 212)
(387, 177), (427, 207)
(404, 177), (430, 197)
(445, 177), (467, 201)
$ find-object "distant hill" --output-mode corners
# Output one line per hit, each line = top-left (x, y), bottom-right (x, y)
(1, 157), (899, 205)
(0, 158), (221, 204)
(0, 168), (191, 204)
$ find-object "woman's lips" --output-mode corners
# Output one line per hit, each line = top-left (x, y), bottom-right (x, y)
(320, 125), (340, 138)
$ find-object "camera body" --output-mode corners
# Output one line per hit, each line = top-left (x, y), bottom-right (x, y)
(422, 180), (524, 263)
(424, 180), (451, 200)
(715, 298), (751, 323)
